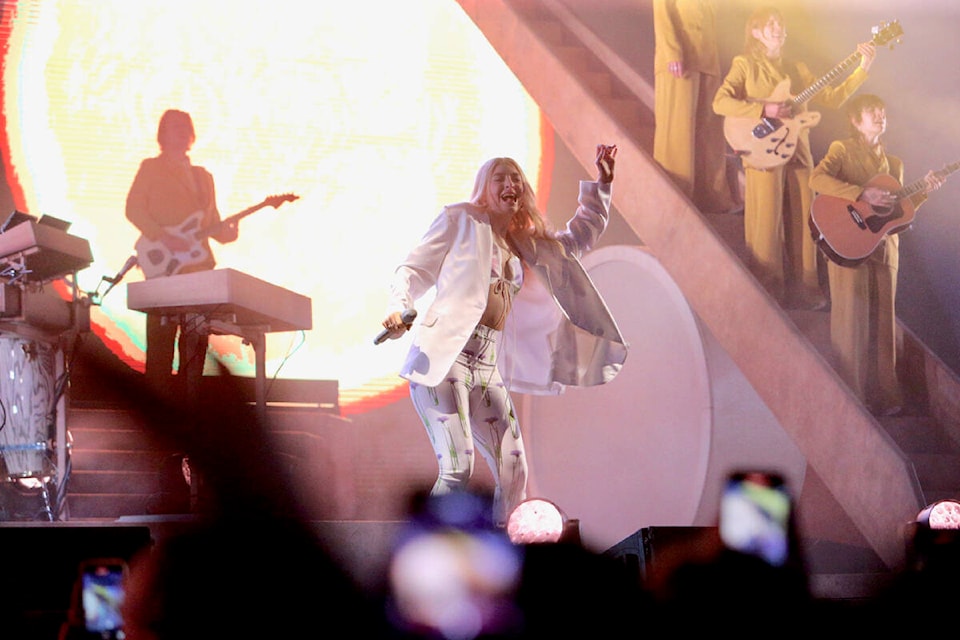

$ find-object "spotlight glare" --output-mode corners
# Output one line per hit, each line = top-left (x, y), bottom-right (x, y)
(12, 476), (52, 490)
(506, 498), (566, 545)
(917, 499), (960, 530)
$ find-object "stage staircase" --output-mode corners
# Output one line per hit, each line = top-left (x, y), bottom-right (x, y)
(453, 0), (960, 587)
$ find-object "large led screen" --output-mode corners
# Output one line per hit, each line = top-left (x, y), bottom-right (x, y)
(1, 0), (550, 413)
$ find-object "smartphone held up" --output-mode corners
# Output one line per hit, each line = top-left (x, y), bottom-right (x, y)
(718, 471), (794, 567)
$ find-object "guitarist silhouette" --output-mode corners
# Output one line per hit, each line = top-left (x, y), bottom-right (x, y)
(125, 109), (272, 402)
(127, 110), (238, 280)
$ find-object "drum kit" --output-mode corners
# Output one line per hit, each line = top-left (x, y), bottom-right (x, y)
(0, 334), (66, 520)
(0, 210), (92, 521)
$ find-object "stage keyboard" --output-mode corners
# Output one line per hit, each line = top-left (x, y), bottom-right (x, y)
(126, 268), (312, 333)
(0, 219), (93, 282)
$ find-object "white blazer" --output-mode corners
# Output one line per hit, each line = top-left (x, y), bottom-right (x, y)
(387, 180), (628, 394)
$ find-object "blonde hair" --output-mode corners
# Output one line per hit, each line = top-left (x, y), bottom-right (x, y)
(469, 157), (553, 243)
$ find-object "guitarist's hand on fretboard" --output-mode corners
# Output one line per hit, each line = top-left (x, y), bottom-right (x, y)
(857, 42), (877, 72)
(214, 219), (239, 243)
(922, 170), (945, 194)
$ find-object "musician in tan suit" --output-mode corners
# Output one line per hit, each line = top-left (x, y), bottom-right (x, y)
(126, 109), (239, 399)
(653, 0), (737, 214)
(810, 94), (942, 416)
(713, 6), (875, 309)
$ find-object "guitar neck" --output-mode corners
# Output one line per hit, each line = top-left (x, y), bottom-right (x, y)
(900, 160), (960, 206)
(789, 21), (901, 108)
(197, 200), (269, 240)
(790, 52), (862, 107)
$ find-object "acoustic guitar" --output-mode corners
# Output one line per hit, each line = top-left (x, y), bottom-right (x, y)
(810, 161), (959, 267)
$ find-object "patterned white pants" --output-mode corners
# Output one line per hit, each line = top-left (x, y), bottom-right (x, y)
(409, 324), (528, 525)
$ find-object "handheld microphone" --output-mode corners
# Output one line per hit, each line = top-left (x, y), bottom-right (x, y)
(374, 309), (417, 345)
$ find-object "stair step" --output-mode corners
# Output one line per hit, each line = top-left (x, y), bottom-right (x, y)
(907, 452), (960, 490)
(583, 68), (615, 97)
(70, 427), (171, 452)
(787, 309), (833, 354)
(70, 449), (171, 473)
(521, 8), (563, 44)
(879, 416), (960, 453)
(269, 431), (323, 457)
(58, 400), (344, 522)
(920, 489), (960, 504)
(67, 407), (148, 431)
(65, 493), (153, 520)
(68, 470), (158, 495)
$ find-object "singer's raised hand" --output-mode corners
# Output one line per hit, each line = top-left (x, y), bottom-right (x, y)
(596, 144), (617, 183)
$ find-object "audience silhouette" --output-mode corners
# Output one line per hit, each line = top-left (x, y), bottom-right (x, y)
(45, 356), (960, 639)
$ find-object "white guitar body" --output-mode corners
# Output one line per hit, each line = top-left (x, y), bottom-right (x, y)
(135, 210), (210, 279)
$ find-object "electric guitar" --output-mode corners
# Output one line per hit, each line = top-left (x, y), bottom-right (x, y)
(723, 20), (903, 170)
(810, 161), (959, 267)
(136, 193), (299, 278)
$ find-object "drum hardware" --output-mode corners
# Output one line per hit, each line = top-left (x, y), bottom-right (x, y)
(0, 211), (90, 522)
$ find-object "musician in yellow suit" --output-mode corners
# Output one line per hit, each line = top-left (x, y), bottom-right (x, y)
(126, 109), (239, 400)
(653, 0), (737, 214)
(712, 6), (875, 308)
(810, 94), (942, 416)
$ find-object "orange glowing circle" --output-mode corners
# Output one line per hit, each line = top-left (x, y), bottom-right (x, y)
(2, 0), (548, 414)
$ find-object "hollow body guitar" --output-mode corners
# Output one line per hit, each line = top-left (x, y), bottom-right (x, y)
(135, 193), (298, 279)
(810, 161), (959, 266)
(723, 20), (903, 170)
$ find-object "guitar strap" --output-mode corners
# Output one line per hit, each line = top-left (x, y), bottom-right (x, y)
(191, 166), (213, 212)
(754, 52), (792, 87)
(784, 58), (802, 93)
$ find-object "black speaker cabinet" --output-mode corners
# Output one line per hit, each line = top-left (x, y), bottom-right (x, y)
(605, 525), (720, 585)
